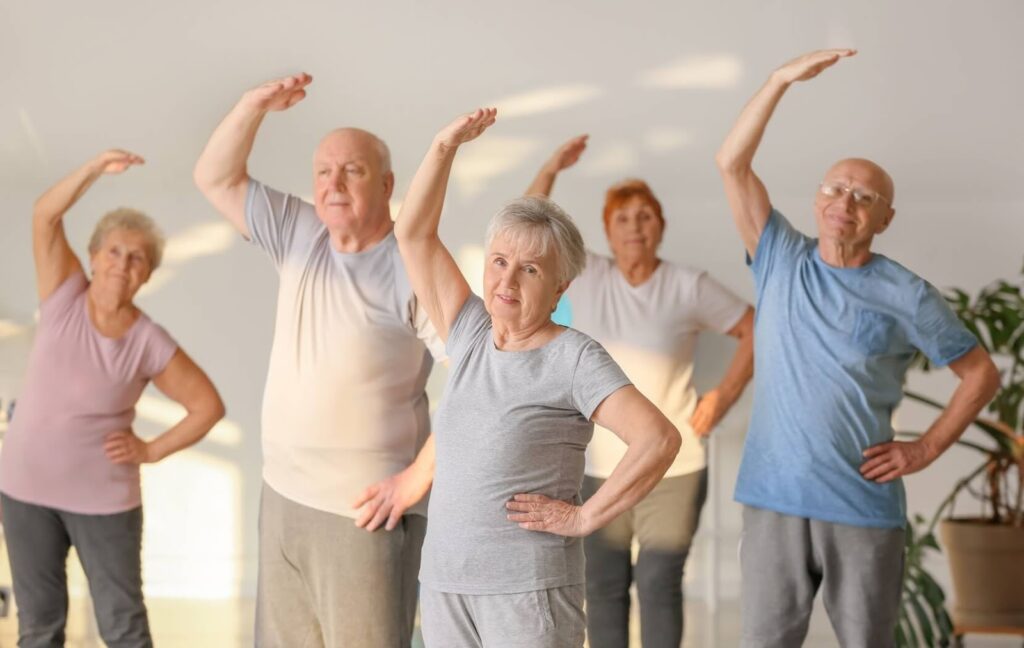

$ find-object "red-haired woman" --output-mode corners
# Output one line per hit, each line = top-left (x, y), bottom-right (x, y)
(527, 137), (755, 648)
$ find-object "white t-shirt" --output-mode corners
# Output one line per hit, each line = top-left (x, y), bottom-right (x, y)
(566, 252), (749, 477)
(245, 180), (445, 518)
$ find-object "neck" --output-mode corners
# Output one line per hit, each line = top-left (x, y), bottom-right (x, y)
(491, 316), (562, 351)
(615, 254), (659, 286)
(329, 216), (393, 253)
(817, 238), (873, 268)
(87, 283), (136, 327)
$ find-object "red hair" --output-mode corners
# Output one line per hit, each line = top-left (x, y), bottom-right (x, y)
(602, 179), (665, 231)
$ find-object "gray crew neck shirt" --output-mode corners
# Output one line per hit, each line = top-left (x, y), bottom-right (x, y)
(420, 294), (632, 595)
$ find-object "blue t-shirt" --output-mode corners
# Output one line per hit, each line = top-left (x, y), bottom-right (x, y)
(734, 210), (977, 529)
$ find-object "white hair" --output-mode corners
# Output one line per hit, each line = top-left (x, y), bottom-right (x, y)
(485, 196), (586, 283)
(88, 207), (165, 270)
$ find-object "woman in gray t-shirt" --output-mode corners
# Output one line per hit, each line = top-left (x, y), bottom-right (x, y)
(393, 109), (682, 647)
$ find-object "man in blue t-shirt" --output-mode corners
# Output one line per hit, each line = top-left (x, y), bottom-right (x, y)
(716, 49), (1001, 648)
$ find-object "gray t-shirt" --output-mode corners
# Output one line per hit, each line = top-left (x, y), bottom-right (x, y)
(419, 295), (631, 594)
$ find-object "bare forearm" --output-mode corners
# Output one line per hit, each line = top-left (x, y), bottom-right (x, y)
(919, 370), (1000, 461)
(34, 159), (105, 226)
(581, 425), (679, 531)
(147, 404), (224, 463)
(395, 140), (458, 242)
(525, 165), (557, 198)
(716, 330), (754, 406)
(715, 75), (789, 172)
(194, 100), (265, 191)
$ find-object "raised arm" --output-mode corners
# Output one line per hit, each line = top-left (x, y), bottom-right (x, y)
(524, 134), (588, 198)
(507, 386), (681, 536)
(394, 108), (497, 341)
(860, 345), (1000, 483)
(715, 49), (856, 257)
(103, 349), (226, 465)
(33, 150), (144, 301)
(193, 73), (312, 235)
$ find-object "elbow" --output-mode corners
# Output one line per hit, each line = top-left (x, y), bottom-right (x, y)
(715, 151), (748, 176)
(660, 423), (682, 463)
(982, 359), (1002, 403)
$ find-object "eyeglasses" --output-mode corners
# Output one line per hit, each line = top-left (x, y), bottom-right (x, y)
(818, 182), (891, 208)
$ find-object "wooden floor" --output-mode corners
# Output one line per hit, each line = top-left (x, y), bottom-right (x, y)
(2, 594), (1022, 647)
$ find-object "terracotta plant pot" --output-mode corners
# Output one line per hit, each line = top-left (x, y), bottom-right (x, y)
(940, 518), (1024, 629)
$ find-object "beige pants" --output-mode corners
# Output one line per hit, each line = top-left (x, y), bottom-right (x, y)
(255, 482), (426, 648)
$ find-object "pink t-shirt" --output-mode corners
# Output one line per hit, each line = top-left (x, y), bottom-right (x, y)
(0, 272), (177, 514)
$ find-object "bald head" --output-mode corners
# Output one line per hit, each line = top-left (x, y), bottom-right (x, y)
(315, 128), (392, 175)
(826, 158), (895, 206)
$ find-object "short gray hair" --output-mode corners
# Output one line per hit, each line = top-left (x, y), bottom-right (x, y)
(485, 196), (586, 283)
(88, 208), (165, 270)
(371, 134), (392, 175)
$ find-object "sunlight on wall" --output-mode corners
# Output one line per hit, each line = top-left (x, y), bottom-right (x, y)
(456, 244), (485, 297)
(141, 451), (241, 599)
(162, 221), (238, 264)
(643, 127), (693, 154)
(451, 136), (540, 198)
(578, 140), (640, 177)
(18, 108), (47, 165)
(0, 320), (26, 339)
(490, 84), (603, 119)
(638, 54), (743, 89)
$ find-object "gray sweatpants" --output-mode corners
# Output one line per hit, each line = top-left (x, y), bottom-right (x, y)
(0, 492), (152, 648)
(739, 506), (905, 648)
(256, 482), (426, 648)
(583, 470), (707, 648)
(420, 584), (585, 647)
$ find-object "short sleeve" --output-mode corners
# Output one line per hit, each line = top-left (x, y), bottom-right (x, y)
(693, 271), (750, 334)
(747, 209), (813, 297)
(571, 340), (632, 419)
(38, 271), (88, 320)
(908, 281), (978, 367)
(244, 179), (319, 268)
(445, 294), (492, 365)
(140, 322), (179, 379)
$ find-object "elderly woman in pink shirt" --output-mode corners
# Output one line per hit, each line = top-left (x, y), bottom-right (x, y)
(0, 150), (225, 648)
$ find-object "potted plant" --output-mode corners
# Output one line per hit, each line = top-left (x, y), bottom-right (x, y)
(896, 263), (1024, 646)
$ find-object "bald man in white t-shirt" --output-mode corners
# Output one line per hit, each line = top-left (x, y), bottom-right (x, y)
(195, 73), (444, 648)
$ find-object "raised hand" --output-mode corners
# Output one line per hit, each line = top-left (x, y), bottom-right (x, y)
(104, 429), (153, 465)
(242, 73), (313, 113)
(94, 149), (145, 175)
(434, 108), (497, 151)
(772, 49), (856, 86)
(506, 493), (590, 537)
(546, 134), (588, 173)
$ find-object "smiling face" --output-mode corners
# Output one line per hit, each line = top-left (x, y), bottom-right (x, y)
(312, 128), (394, 233)
(605, 194), (664, 264)
(483, 229), (567, 332)
(89, 227), (153, 302)
(814, 158), (896, 250)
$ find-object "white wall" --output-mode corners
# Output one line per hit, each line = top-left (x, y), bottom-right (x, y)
(1, 0), (1022, 615)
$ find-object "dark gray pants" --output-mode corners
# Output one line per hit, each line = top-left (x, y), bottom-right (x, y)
(739, 506), (905, 648)
(582, 470), (708, 648)
(0, 492), (152, 648)
(256, 482), (427, 648)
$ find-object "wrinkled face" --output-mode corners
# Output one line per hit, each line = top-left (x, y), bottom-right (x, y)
(484, 230), (567, 330)
(89, 228), (152, 299)
(313, 130), (393, 231)
(605, 195), (663, 262)
(814, 159), (895, 248)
